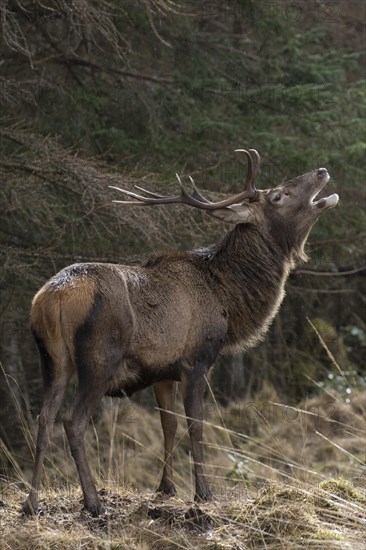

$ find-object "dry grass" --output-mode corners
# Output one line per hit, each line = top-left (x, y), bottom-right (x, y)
(1, 475), (365, 549)
(1, 387), (365, 549)
(1, 330), (365, 548)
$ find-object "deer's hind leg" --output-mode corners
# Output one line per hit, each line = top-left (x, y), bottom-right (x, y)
(63, 381), (109, 516)
(63, 298), (132, 516)
(22, 332), (73, 515)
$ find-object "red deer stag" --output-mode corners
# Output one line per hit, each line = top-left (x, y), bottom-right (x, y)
(22, 149), (339, 516)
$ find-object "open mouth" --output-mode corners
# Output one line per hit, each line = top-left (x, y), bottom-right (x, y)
(312, 193), (339, 209)
(311, 170), (339, 210)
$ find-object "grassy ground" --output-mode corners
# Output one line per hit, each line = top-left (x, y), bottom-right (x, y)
(1, 386), (365, 549)
(1, 477), (366, 549)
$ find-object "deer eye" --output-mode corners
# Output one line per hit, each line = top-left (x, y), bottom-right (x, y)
(273, 193), (282, 202)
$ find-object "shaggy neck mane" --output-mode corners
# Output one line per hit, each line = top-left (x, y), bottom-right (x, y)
(204, 224), (293, 348)
(207, 223), (289, 270)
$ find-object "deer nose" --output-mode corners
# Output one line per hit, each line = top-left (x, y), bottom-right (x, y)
(317, 168), (328, 179)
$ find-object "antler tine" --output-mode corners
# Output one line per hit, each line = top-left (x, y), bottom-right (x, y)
(249, 149), (260, 184)
(134, 185), (169, 199)
(234, 148), (260, 202)
(188, 175), (210, 204)
(175, 173), (189, 196)
(175, 174), (217, 209)
(109, 185), (181, 204)
(235, 149), (253, 190)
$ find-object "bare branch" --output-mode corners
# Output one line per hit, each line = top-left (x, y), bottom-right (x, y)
(294, 266), (366, 277)
(54, 56), (173, 84)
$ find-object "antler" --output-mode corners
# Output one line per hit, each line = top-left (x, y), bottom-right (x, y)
(110, 149), (260, 210)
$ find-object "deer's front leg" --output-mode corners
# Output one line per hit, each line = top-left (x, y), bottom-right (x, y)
(154, 379), (178, 496)
(181, 364), (212, 501)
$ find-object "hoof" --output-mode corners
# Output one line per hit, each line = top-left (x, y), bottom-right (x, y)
(21, 499), (42, 516)
(184, 506), (212, 530)
(84, 500), (104, 517)
(157, 481), (177, 497)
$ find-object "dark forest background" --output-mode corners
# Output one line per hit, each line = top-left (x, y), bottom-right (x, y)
(0, 0), (365, 471)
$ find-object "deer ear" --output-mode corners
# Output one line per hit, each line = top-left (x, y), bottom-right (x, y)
(208, 203), (255, 224)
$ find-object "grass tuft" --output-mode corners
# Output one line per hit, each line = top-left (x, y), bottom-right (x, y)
(320, 477), (366, 504)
